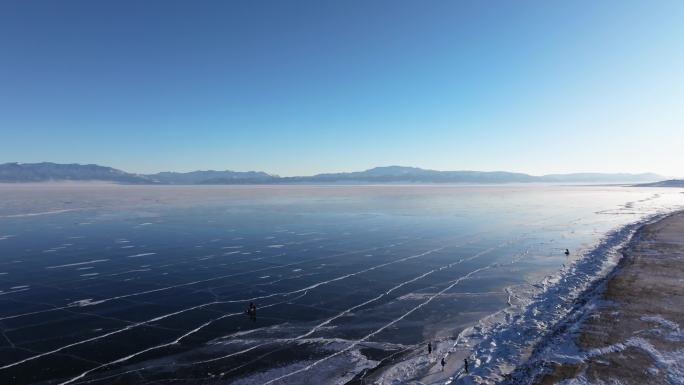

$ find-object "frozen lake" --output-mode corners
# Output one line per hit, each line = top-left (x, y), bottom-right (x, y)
(0, 184), (682, 384)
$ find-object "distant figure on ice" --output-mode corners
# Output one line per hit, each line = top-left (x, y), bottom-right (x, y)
(427, 342), (432, 354)
(247, 302), (257, 321)
(464, 358), (469, 373)
(564, 249), (570, 256)
(441, 357), (446, 371)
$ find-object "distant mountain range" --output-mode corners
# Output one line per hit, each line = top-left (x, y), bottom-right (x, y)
(0, 162), (667, 185)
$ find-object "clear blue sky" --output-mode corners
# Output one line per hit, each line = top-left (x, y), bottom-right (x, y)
(1, 0), (682, 176)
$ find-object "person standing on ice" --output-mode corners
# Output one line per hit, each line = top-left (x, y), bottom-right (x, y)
(247, 302), (257, 322)
(427, 342), (432, 354)
(464, 358), (469, 373)
(441, 357), (446, 371)
(564, 248), (570, 256)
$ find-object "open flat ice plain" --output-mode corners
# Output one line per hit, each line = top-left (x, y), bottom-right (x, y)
(0, 184), (682, 385)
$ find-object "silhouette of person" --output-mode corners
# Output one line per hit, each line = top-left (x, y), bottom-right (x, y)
(247, 302), (257, 322)
(428, 342), (432, 354)
(441, 357), (446, 371)
(564, 249), (570, 256)
(464, 358), (469, 373)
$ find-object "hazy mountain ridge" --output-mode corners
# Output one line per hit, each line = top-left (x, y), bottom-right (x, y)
(634, 179), (684, 187)
(0, 163), (666, 184)
(283, 166), (539, 183)
(0, 162), (155, 184)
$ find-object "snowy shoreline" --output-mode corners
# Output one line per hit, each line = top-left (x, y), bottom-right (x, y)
(365, 209), (684, 385)
(512, 210), (684, 385)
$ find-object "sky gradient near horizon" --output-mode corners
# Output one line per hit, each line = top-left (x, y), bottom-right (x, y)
(1, 1), (683, 177)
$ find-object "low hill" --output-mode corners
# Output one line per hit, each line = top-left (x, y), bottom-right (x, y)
(540, 172), (663, 183)
(635, 179), (684, 187)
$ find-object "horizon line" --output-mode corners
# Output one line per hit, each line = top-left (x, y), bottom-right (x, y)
(1, 161), (673, 179)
